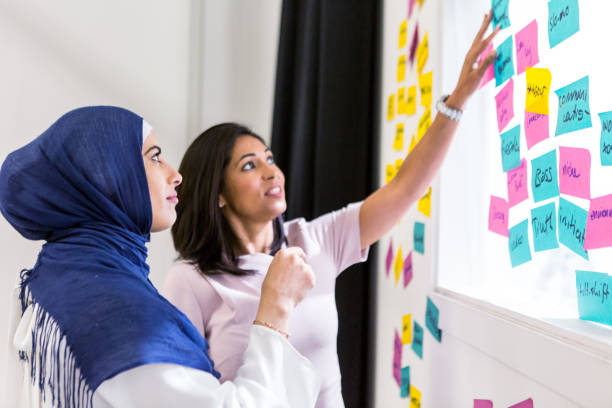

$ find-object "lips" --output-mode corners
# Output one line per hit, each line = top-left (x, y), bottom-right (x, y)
(167, 194), (178, 204)
(265, 186), (282, 197)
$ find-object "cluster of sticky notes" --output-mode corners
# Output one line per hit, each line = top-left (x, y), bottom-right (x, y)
(576, 270), (612, 327)
(474, 398), (534, 408)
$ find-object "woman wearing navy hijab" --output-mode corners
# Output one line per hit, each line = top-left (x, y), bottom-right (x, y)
(1, 106), (320, 408)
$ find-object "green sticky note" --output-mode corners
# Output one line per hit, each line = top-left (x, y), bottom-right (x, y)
(414, 222), (425, 254)
(531, 150), (559, 202)
(508, 219), (532, 267)
(554, 76), (592, 136)
(599, 111), (612, 166)
(548, 0), (580, 48)
(531, 202), (559, 251)
(411, 321), (423, 359)
(576, 270), (612, 326)
(501, 125), (521, 172)
(495, 35), (515, 86)
(558, 197), (589, 259)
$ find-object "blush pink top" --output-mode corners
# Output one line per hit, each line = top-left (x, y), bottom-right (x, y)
(163, 202), (368, 408)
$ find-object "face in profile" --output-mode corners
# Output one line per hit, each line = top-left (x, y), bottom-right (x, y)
(220, 135), (286, 224)
(142, 131), (182, 232)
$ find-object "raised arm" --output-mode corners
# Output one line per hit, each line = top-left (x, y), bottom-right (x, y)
(359, 11), (499, 249)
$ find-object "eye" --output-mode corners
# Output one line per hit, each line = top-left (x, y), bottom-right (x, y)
(266, 155), (275, 164)
(241, 161), (255, 171)
(151, 153), (161, 163)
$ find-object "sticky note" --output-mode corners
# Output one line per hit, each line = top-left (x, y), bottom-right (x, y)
(411, 321), (423, 359)
(393, 330), (402, 386)
(403, 251), (413, 287)
(576, 270), (612, 326)
(531, 202), (559, 251)
(416, 32), (429, 73)
(478, 43), (495, 88)
(531, 150), (559, 202)
(394, 246), (403, 285)
(398, 54), (407, 82)
(416, 0), (424, 6)
(425, 296), (442, 342)
(558, 197), (589, 259)
(508, 219), (532, 267)
(525, 111), (549, 150)
(559, 146), (590, 199)
(409, 25), (419, 66)
(526, 67), (551, 115)
(406, 86), (417, 115)
(408, 133), (417, 154)
(474, 400), (493, 408)
(548, 0), (580, 48)
(585, 194), (612, 250)
(491, 0), (510, 29)
(395, 158), (403, 174)
(419, 71), (433, 107)
(417, 107), (431, 142)
(554, 76), (592, 136)
(500, 125), (521, 172)
(402, 314), (412, 344)
(393, 123), (405, 151)
(397, 88), (407, 115)
(409, 385), (421, 408)
(507, 159), (528, 207)
(385, 164), (395, 184)
(515, 20), (539, 75)
(408, 0), (416, 18)
(399, 20), (407, 49)
(495, 35), (514, 87)
(488, 195), (509, 237)
(400, 366), (411, 398)
(385, 239), (393, 277)
(414, 222), (425, 254)
(599, 111), (612, 166)
(508, 399), (533, 408)
(387, 94), (395, 120)
(418, 187), (431, 217)
(495, 78), (514, 132)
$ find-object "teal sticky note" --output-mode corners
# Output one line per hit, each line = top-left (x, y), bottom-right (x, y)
(495, 36), (515, 86)
(425, 296), (442, 342)
(400, 366), (411, 398)
(531, 202), (559, 251)
(576, 270), (612, 326)
(558, 197), (589, 259)
(531, 150), (559, 202)
(501, 125), (521, 172)
(599, 111), (612, 166)
(411, 321), (423, 359)
(554, 76), (592, 136)
(508, 219), (532, 267)
(491, 0), (510, 29)
(548, 0), (580, 48)
(414, 222), (425, 254)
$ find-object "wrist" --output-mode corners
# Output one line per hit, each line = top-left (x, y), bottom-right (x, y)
(255, 299), (291, 332)
(446, 89), (468, 110)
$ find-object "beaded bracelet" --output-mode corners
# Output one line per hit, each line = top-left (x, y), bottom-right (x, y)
(253, 319), (291, 339)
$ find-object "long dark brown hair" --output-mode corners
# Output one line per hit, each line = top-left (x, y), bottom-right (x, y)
(172, 123), (285, 276)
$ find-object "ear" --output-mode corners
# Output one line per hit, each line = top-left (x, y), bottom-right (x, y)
(218, 193), (226, 208)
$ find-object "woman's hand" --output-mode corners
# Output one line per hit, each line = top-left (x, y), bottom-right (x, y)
(255, 247), (315, 334)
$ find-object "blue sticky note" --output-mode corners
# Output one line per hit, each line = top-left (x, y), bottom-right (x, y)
(411, 321), (423, 359)
(400, 366), (411, 398)
(599, 111), (612, 166)
(500, 125), (521, 172)
(531, 150), (559, 202)
(414, 222), (425, 254)
(425, 296), (442, 342)
(492, 0), (510, 29)
(558, 197), (589, 259)
(508, 219), (532, 267)
(495, 36), (515, 86)
(531, 202), (559, 251)
(548, 0), (580, 48)
(576, 270), (612, 326)
(554, 76), (592, 136)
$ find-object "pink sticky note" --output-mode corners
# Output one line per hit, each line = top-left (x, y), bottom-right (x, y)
(409, 25), (419, 65)
(584, 194), (612, 250)
(408, 0), (416, 18)
(403, 252), (413, 287)
(524, 111), (549, 150)
(559, 146), (591, 199)
(386, 240), (394, 277)
(479, 43), (495, 88)
(508, 398), (533, 408)
(474, 400), (493, 408)
(393, 330), (402, 386)
(488, 196), (509, 237)
(515, 20), (540, 75)
(495, 79), (514, 133)
(507, 159), (528, 207)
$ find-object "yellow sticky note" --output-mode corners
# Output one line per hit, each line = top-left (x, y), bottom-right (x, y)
(402, 314), (412, 344)
(395, 158), (403, 174)
(416, 32), (429, 74)
(393, 123), (404, 151)
(397, 88), (407, 114)
(417, 0), (425, 5)
(387, 94), (395, 120)
(397, 54), (406, 82)
(385, 164), (395, 184)
(394, 246), (403, 284)
(408, 133), (417, 153)
(406, 86), (417, 115)
(399, 20), (407, 49)
(418, 187), (431, 217)
(419, 71), (433, 108)
(409, 386), (422, 408)
(417, 107), (431, 141)
(525, 67), (551, 115)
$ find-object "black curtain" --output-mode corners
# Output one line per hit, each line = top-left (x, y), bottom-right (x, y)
(271, 1), (381, 407)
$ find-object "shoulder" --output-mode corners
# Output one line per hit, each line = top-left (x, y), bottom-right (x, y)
(163, 261), (220, 302)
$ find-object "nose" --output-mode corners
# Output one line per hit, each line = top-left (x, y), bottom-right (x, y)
(262, 161), (276, 181)
(169, 165), (182, 186)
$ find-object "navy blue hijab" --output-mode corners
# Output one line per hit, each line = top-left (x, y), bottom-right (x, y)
(0, 106), (217, 407)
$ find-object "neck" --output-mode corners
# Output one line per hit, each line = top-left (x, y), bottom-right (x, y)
(225, 213), (275, 255)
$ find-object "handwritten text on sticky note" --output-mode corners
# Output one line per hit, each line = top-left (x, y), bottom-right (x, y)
(559, 146), (590, 199)
(489, 195), (509, 237)
(515, 19), (539, 74)
(495, 78), (514, 132)
(525, 111), (549, 150)
(507, 159), (528, 207)
(509, 219), (532, 267)
(585, 194), (612, 250)
(558, 197), (589, 259)
(531, 202), (559, 252)
(495, 35), (515, 86)
(501, 125), (521, 172)
(576, 270), (612, 326)
(548, 0), (580, 48)
(411, 321), (423, 358)
(531, 150), (559, 202)
(526, 67), (551, 115)
(599, 111), (612, 166)
(555, 76), (592, 136)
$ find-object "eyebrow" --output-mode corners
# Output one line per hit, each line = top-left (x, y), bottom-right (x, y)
(236, 148), (272, 166)
(144, 146), (161, 155)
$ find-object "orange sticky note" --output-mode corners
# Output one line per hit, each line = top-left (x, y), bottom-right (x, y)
(418, 187), (431, 217)
(419, 71), (433, 107)
(393, 123), (404, 151)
